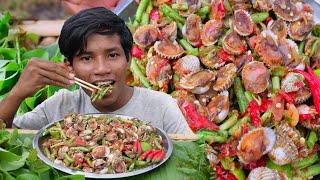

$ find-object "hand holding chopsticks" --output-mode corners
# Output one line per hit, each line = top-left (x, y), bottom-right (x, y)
(74, 77), (101, 92)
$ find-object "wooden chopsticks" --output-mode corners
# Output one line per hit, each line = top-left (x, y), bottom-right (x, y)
(74, 77), (101, 92)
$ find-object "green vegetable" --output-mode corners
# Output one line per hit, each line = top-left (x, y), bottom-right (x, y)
(270, 66), (287, 77)
(70, 146), (90, 152)
(307, 131), (318, 150)
(130, 58), (152, 88)
(223, 0), (233, 12)
(293, 154), (318, 169)
(141, 0), (153, 25)
(231, 169), (245, 180)
(135, 160), (148, 167)
(197, 130), (229, 144)
(141, 141), (152, 152)
(197, 6), (210, 17)
(172, 3), (188, 11)
(299, 41), (306, 54)
(179, 39), (199, 56)
(311, 39), (320, 57)
(251, 12), (269, 23)
(312, 24), (320, 37)
(234, 77), (248, 113)
(229, 116), (250, 135)
(302, 163), (320, 178)
(266, 159), (293, 179)
(219, 111), (239, 130)
(315, 69), (320, 78)
(160, 4), (185, 24)
(272, 76), (280, 94)
(135, 0), (150, 23)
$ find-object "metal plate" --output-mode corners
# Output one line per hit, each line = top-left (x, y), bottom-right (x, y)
(33, 113), (173, 179)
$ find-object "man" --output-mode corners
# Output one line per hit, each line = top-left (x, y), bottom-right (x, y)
(0, 7), (193, 134)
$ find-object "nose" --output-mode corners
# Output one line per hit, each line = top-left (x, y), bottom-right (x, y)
(93, 55), (112, 75)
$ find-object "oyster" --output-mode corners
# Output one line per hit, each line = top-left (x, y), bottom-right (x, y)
(182, 14), (202, 46)
(222, 32), (247, 55)
(273, 0), (302, 22)
(248, 167), (288, 180)
(242, 61), (270, 94)
(201, 19), (224, 46)
(233, 9), (254, 36)
(212, 63), (237, 91)
(237, 127), (276, 164)
(173, 55), (201, 77)
(207, 90), (230, 123)
(154, 40), (184, 60)
(133, 25), (159, 47)
(179, 70), (217, 94)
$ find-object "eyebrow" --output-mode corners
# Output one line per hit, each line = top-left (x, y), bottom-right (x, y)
(78, 47), (122, 56)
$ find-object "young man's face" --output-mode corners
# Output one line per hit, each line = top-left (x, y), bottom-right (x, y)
(71, 33), (130, 108)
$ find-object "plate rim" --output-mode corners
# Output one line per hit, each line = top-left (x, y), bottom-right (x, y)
(32, 113), (173, 179)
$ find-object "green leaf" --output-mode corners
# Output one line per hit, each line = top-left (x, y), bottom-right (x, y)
(0, 48), (16, 60)
(10, 168), (34, 177)
(57, 175), (85, 180)
(22, 49), (49, 60)
(0, 167), (15, 180)
(16, 101), (30, 116)
(0, 71), (19, 95)
(0, 12), (10, 41)
(0, 147), (29, 171)
(16, 173), (40, 180)
(0, 60), (10, 69)
(0, 130), (10, 145)
(25, 33), (40, 45)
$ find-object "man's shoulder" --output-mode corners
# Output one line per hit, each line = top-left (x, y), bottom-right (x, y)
(46, 88), (81, 102)
(135, 87), (174, 102)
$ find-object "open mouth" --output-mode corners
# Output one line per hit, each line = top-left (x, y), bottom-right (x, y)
(94, 80), (115, 86)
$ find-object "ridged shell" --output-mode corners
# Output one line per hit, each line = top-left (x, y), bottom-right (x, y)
(133, 25), (159, 47)
(207, 91), (230, 123)
(288, 18), (314, 41)
(179, 70), (217, 94)
(248, 167), (287, 180)
(233, 9), (254, 36)
(273, 0), (302, 22)
(201, 20), (224, 46)
(160, 21), (177, 41)
(281, 72), (305, 93)
(154, 40), (184, 60)
(173, 55), (201, 77)
(278, 39), (302, 68)
(242, 61), (270, 94)
(182, 14), (202, 46)
(237, 127), (276, 164)
(252, 0), (273, 11)
(222, 32), (247, 55)
(294, 88), (311, 104)
(212, 63), (237, 91)
(200, 50), (225, 69)
(268, 19), (288, 39)
(300, 118), (320, 130)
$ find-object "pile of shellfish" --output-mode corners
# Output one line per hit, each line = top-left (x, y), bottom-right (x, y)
(129, 0), (320, 179)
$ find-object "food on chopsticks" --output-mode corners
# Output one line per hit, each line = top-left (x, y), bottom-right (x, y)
(129, 0), (320, 179)
(90, 81), (114, 102)
(41, 113), (165, 174)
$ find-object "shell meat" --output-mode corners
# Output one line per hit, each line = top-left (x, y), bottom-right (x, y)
(222, 32), (247, 55)
(154, 40), (184, 60)
(212, 63), (237, 91)
(237, 127), (276, 164)
(268, 19), (288, 39)
(248, 167), (288, 180)
(133, 25), (159, 47)
(159, 21), (177, 41)
(173, 55), (201, 77)
(242, 61), (270, 94)
(182, 14), (202, 46)
(201, 19), (224, 46)
(233, 9), (254, 36)
(179, 70), (217, 94)
(288, 18), (314, 41)
(207, 90), (230, 123)
(273, 0), (302, 22)
(200, 49), (225, 69)
(278, 39), (302, 68)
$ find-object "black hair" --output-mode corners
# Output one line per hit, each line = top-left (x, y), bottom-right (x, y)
(58, 7), (133, 63)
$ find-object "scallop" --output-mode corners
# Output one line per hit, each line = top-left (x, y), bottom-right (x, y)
(179, 70), (217, 94)
(199, 50), (225, 69)
(268, 19), (288, 39)
(207, 91), (230, 123)
(201, 19), (224, 46)
(133, 25), (159, 47)
(173, 55), (201, 77)
(222, 32), (247, 55)
(288, 18), (314, 41)
(280, 72), (305, 93)
(154, 40), (184, 60)
(248, 167), (288, 180)
(159, 21), (177, 41)
(273, 0), (302, 22)
(233, 9), (254, 36)
(182, 14), (202, 46)
(212, 63), (237, 91)
(242, 61), (270, 94)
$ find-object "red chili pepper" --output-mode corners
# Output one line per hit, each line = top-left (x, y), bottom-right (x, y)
(182, 102), (219, 132)
(146, 150), (161, 162)
(139, 150), (153, 161)
(152, 150), (165, 162)
(308, 144), (319, 156)
(247, 100), (262, 127)
(278, 91), (295, 104)
(133, 140), (142, 155)
(293, 66), (320, 114)
(150, 9), (160, 21)
(217, 49), (232, 62)
(243, 156), (266, 170)
(193, 41), (203, 48)
(217, 1), (225, 18)
(299, 114), (315, 121)
(265, 17), (273, 26)
(259, 99), (272, 113)
(219, 143), (236, 159)
(215, 165), (238, 180)
(131, 45), (144, 59)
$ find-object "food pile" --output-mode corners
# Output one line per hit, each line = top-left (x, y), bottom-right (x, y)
(90, 82), (114, 102)
(41, 113), (166, 174)
(128, 0), (320, 179)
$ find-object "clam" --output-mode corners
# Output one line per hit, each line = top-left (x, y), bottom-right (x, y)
(133, 25), (159, 47)
(176, 0), (201, 17)
(233, 9), (254, 36)
(248, 167), (288, 180)
(268, 19), (288, 39)
(179, 70), (217, 94)
(91, 146), (111, 159)
(201, 19), (224, 46)
(273, 0), (302, 22)
(222, 32), (247, 55)
(233, 51), (253, 73)
(237, 127), (276, 164)
(242, 61), (270, 94)
(159, 21), (177, 41)
(199, 49), (225, 69)
(281, 72), (305, 93)
(182, 14), (202, 46)
(154, 40), (184, 60)
(252, 0), (273, 11)
(288, 18), (314, 41)
(212, 63), (237, 91)
(207, 90), (230, 123)
(173, 55), (201, 77)
(294, 88), (311, 104)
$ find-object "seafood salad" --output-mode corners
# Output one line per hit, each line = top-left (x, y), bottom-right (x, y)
(90, 81), (113, 102)
(129, 0), (320, 179)
(41, 113), (166, 174)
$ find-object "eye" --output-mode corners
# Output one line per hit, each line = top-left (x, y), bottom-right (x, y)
(108, 52), (119, 59)
(80, 55), (92, 62)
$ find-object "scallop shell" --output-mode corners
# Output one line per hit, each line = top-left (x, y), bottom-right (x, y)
(182, 14), (202, 46)
(233, 9), (254, 36)
(207, 91), (230, 123)
(288, 18), (314, 41)
(242, 61), (270, 94)
(237, 127), (276, 164)
(154, 40), (184, 60)
(273, 0), (302, 22)
(173, 55), (201, 77)
(212, 63), (237, 91)
(248, 167), (287, 180)
(294, 87), (311, 104)
(300, 118), (320, 130)
(280, 72), (305, 93)
(201, 19), (224, 46)
(133, 25), (159, 47)
(268, 19), (288, 39)
(252, 0), (273, 11)
(200, 50), (225, 69)
(179, 70), (217, 94)
(160, 21), (177, 41)
(279, 39), (302, 68)
(222, 32), (247, 55)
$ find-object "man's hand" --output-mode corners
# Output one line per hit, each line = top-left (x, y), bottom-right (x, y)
(12, 58), (74, 99)
(62, 0), (120, 15)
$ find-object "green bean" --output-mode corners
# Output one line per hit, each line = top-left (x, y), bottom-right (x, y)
(70, 146), (90, 152)
(315, 69), (320, 78)
(293, 154), (318, 169)
(261, 109), (272, 124)
(234, 77), (248, 113)
(55, 122), (67, 140)
(63, 152), (74, 163)
(231, 168), (245, 180)
(141, 0), (152, 25)
(311, 39), (320, 57)
(229, 116), (250, 135)
(197, 130), (229, 144)
(179, 38), (199, 56)
(44, 147), (51, 158)
(85, 157), (93, 167)
(312, 24), (320, 37)
(135, 160), (148, 167)
(302, 163), (320, 178)
(160, 4), (185, 24)
(135, 0), (149, 23)
(197, 6), (210, 17)
(129, 162), (135, 171)
(299, 41), (306, 54)
(251, 12), (269, 23)
(244, 91), (253, 102)
(266, 159), (293, 179)
(219, 111), (239, 130)
(172, 3), (188, 11)
(272, 76), (280, 94)
(223, 0), (233, 12)
(130, 58), (152, 88)
(270, 66), (287, 77)
(307, 131), (318, 150)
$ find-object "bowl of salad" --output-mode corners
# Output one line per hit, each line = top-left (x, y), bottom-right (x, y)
(33, 113), (173, 179)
